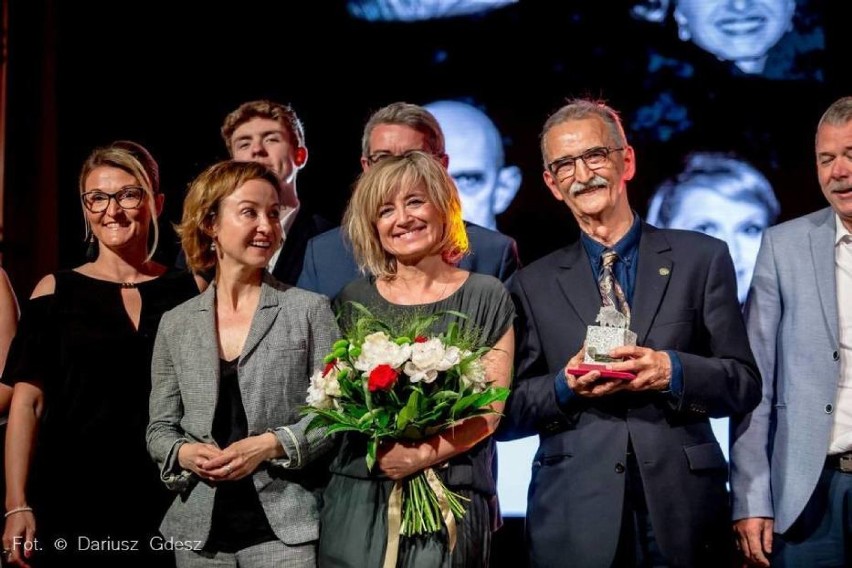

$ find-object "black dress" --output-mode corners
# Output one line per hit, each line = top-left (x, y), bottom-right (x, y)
(2, 269), (198, 567)
(318, 273), (515, 568)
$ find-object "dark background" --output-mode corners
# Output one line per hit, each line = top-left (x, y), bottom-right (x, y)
(2, 1), (851, 565)
(5, 0), (851, 297)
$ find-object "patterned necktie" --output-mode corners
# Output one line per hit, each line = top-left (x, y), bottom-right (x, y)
(600, 250), (631, 319)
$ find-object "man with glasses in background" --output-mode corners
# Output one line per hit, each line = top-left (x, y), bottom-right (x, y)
(297, 101), (520, 299)
(496, 98), (760, 567)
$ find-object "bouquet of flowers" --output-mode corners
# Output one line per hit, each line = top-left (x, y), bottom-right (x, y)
(304, 302), (509, 538)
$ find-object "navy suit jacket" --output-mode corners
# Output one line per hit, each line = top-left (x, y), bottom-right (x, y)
(498, 223), (760, 568)
(297, 222), (520, 298)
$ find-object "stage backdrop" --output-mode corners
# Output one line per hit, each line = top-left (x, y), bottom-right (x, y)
(4, 0), (850, 529)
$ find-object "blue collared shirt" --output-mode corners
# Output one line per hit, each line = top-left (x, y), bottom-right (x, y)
(580, 213), (641, 305)
(554, 214), (683, 405)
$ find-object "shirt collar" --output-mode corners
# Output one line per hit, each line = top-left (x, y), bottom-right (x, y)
(836, 213), (852, 246)
(280, 205), (300, 237)
(581, 213), (642, 266)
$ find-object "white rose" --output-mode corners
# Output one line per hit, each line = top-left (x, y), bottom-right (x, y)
(409, 338), (447, 370)
(353, 332), (412, 372)
(306, 370), (333, 409)
(403, 361), (438, 384)
(460, 357), (488, 393)
(404, 339), (464, 384)
(440, 346), (462, 369)
(324, 364), (345, 397)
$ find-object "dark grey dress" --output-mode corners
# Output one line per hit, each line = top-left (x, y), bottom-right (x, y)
(318, 273), (514, 568)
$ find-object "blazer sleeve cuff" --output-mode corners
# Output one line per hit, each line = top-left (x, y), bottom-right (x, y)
(554, 369), (576, 407)
(664, 350), (684, 400)
(267, 426), (300, 469)
(160, 438), (195, 492)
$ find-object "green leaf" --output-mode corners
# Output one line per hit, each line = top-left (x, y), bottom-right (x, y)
(432, 390), (460, 401)
(359, 409), (377, 425)
(451, 387), (510, 414)
(326, 423), (367, 435)
(450, 392), (482, 414)
(366, 437), (377, 472)
(396, 390), (420, 430)
(445, 321), (460, 345)
(375, 409), (390, 429)
(395, 336), (412, 345)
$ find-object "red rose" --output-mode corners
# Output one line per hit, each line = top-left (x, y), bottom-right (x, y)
(414, 336), (428, 343)
(368, 364), (399, 392)
(323, 360), (337, 377)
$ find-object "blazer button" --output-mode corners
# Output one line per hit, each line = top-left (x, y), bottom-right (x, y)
(834, 351), (840, 361)
(825, 404), (834, 414)
(615, 463), (626, 474)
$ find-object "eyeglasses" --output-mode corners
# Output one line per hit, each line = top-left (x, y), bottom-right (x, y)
(547, 146), (624, 179)
(81, 186), (146, 213)
(366, 149), (446, 165)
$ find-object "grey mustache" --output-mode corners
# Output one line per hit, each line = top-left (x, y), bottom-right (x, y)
(570, 176), (608, 196)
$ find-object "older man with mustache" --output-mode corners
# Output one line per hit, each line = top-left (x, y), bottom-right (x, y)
(497, 98), (761, 568)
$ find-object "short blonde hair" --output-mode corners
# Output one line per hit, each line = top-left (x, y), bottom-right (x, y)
(78, 140), (161, 262)
(176, 160), (280, 273)
(343, 151), (468, 279)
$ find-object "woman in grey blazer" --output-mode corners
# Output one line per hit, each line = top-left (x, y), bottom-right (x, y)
(147, 161), (338, 567)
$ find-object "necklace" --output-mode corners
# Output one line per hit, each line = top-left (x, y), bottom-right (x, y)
(119, 281), (139, 289)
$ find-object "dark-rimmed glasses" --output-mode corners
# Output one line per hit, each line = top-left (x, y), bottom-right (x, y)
(81, 186), (146, 213)
(547, 147), (624, 179)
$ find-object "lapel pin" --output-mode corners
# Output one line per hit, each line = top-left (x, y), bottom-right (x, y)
(659, 267), (670, 276)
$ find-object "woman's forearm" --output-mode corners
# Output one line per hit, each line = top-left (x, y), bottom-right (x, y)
(4, 383), (43, 509)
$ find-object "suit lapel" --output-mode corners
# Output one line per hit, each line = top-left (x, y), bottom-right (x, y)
(241, 273), (282, 360)
(555, 242), (600, 326)
(631, 225), (673, 345)
(810, 210), (839, 346)
(193, 286), (221, 430)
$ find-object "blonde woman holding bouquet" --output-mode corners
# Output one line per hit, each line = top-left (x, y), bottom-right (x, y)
(318, 151), (515, 567)
(146, 161), (338, 567)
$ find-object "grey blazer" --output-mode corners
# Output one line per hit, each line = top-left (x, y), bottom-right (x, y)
(146, 273), (338, 546)
(730, 207), (842, 533)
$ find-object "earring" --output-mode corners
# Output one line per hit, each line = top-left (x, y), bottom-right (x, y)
(85, 233), (98, 262)
(210, 241), (217, 252)
(673, 10), (691, 42)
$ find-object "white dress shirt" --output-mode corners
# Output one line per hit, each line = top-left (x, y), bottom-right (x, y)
(828, 215), (852, 453)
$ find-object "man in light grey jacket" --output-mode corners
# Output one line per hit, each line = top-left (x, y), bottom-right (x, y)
(731, 96), (852, 567)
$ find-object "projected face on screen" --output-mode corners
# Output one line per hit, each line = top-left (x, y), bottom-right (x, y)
(647, 153), (780, 304)
(673, 0), (796, 75)
(424, 100), (521, 230)
(347, 0), (516, 22)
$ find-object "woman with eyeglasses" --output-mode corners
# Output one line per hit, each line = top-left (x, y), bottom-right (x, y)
(0, 141), (203, 568)
(146, 160), (337, 567)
